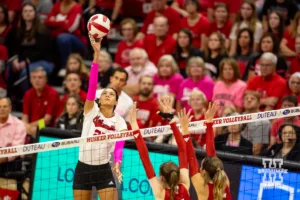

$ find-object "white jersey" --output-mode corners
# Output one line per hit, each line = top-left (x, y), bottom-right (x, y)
(96, 89), (133, 119)
(79, 102), (127, 165)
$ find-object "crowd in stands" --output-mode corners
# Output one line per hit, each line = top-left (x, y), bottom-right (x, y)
(1, 0), (300, 197)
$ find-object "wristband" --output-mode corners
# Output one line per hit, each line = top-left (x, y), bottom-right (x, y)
(157, 111), (174, 121)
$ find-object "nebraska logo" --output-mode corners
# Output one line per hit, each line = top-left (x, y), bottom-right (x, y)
(93, 116), (115, 131)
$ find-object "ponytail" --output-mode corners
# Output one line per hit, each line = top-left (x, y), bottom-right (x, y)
(169, 170), (179, 200)
(212, 169), (227, 200)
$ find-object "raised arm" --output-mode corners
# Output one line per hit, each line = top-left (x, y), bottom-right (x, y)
(84, 35), (102, 114)
(129, 103), (164, 198)
(158, 96), (189, 190)
(204, 102), (219, 157)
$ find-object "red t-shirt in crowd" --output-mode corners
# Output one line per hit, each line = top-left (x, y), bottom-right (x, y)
(0, 0), (21, 11)
(247, 74), (286, 109)
(115, 40), (144, 68)
(283, 29), (295, 54)
(45, 2), (86, 44)
(23, 85), (60, 126)
(58, 90), (87, 116)
(141, 7), (181, 36)
(180, 15), (210, 48)
(208, 20), (232, 39)
(122, 0), (152, 18)
(96, 0), (115, 10)
(144, 34), (176, 65)
(0, 44), (8, 61)
(271, 117), (300, 143)
(289, 56), (300, 75)
(208, 0), (242, 14)
(175, 0), (210, 15)
(190, 113), (206, 147)
(134, 96), (159, 128)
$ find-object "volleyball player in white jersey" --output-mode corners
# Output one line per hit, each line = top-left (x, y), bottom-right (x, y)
(73, 36), (128, 200)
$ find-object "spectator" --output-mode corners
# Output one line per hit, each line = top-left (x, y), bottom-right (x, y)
(241, 90), (270, 155)
(212, 58), (247, 114)
(136, 0), (181, 40)
(218, 104), (237, 134)
(266, 11), (285, 41)
(229, 0), (263, 56)
(215, 112), (253, 155)
(0, 5), (11, 45)
(5, 3), (54, 91)
(262, 0), (298, 28)
(63, 53), (89, 92)
(0, 44), (6, 98)
(0, 97), (26, 192)
(173, 28), (204, 77)
(176, 57), (214, 112)
(96, 68), (133, 119)
(270, 96), (300, 146)
(88, 0), (122, 24)
(45, 0), (86, 68)
(22, 67), (60, 136)
(134, 76), (159, 128)
(24, 0), (53, 23)
(207, 0), (242, 22)
(153, 55), (184, 99)
(123, 48), (157, 98)
(121, 0), (152, 22)
(114, 18), (144, 68)
(98, 50), (114, 89)
(246, 52), (286, 111)
(0, 0), (22, 23)
(289, 34), (300, 75)
(179, 0), (210, 50)
(59, 72), (86, 116)
(188, 89), (208, 148)
(233, 28), (255, 77)
(56, 94), (83, 131)
(280, 12), (300, 59)
(204, 32), (228, 79)
(284, 73), (300, 104)
(143, 16), (176, 65)
(171, 0), (209, 17)
(261, 124), (300, 161)
(208, 3), (233, 48)
(243, 33), (288, 80)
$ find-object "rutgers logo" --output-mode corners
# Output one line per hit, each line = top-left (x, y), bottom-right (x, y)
(93, 116), (115, 131)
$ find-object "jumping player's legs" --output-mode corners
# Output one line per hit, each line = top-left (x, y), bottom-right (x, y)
(73, 190), (92, 200)
(97, 188), (118, 200)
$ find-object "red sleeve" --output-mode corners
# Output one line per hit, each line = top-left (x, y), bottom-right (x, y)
(0, 45), (8, 61)
(133, 129), (156, 179)
(114, 42), (123, 65)
(141, 12), (154, 34)
(6, 0), (22, 11)
(283, 29), (291, 40)
(46, 90), (60, 117)
(22, 91), (30, 115)
(202, 17), (210, 36)
(168, 9), (181, 35)
(206, 122), (216, 157)
(58, 95), (67, 117)
(45, 3), (65, 28)
(61, 5), (82, 33)
(184, 135), (199, 177)
(229, 0), (242, 13)
(271, 79), (286, 98)
(271, 120), (278, 137)
(246, 77), (256, 91)
(170, 122), (188, 169)
(207, 0), (215, 8)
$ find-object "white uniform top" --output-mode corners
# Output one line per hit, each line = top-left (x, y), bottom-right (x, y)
(96, 89), (133, 119)
(79, 102), (127, 165)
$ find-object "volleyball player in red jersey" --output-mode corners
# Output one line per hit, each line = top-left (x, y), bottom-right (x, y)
(179, 102), (231, 200)
(129, 96), (190, 200)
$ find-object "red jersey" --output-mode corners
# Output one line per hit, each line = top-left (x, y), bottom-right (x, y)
(208, 183), (232, 200)
(0, 0), (21, 11)
(246, 74), (287, 109)
(208, 0), (242, 14)
(45, 2), (86, 45)
(134, 96), (159, 128)
(96, 0), (115, 10)
(190, 113), (206, 147)
(23, 85), (60, 126)
(175, 0), (209, 15)
(208, 20), (232, 40)
(122, 0), (152, 18)
(115, 40), (144, 68)
(283, 29), (295, 54)
(141, 7), (181, 36)
(289, 56), (300, 75)
(180, 15), (210, 48)
(164, 184), (190, 200)
(58, 90), (87, 116)
(144, 34), (176, 65)
(0, 44), (8, 61)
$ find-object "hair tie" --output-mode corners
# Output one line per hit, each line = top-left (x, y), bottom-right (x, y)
(216, 168), (221, 172)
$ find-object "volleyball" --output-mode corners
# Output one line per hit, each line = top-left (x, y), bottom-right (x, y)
(87, 14), (110, 39)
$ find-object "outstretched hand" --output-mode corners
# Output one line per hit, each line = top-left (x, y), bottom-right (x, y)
(129, 102), (139, 130)
(177, 109), (193, 135)
(158, 95), (174, 113)
(89, 34), (102, 53)
(204, 102), (219, 122)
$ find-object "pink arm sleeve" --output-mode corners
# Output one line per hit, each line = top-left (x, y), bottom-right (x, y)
(87, 62), (98, 101)
(114, 140), (125, 163)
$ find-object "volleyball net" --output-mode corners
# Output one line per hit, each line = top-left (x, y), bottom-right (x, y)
(1, 107), (300, 200)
